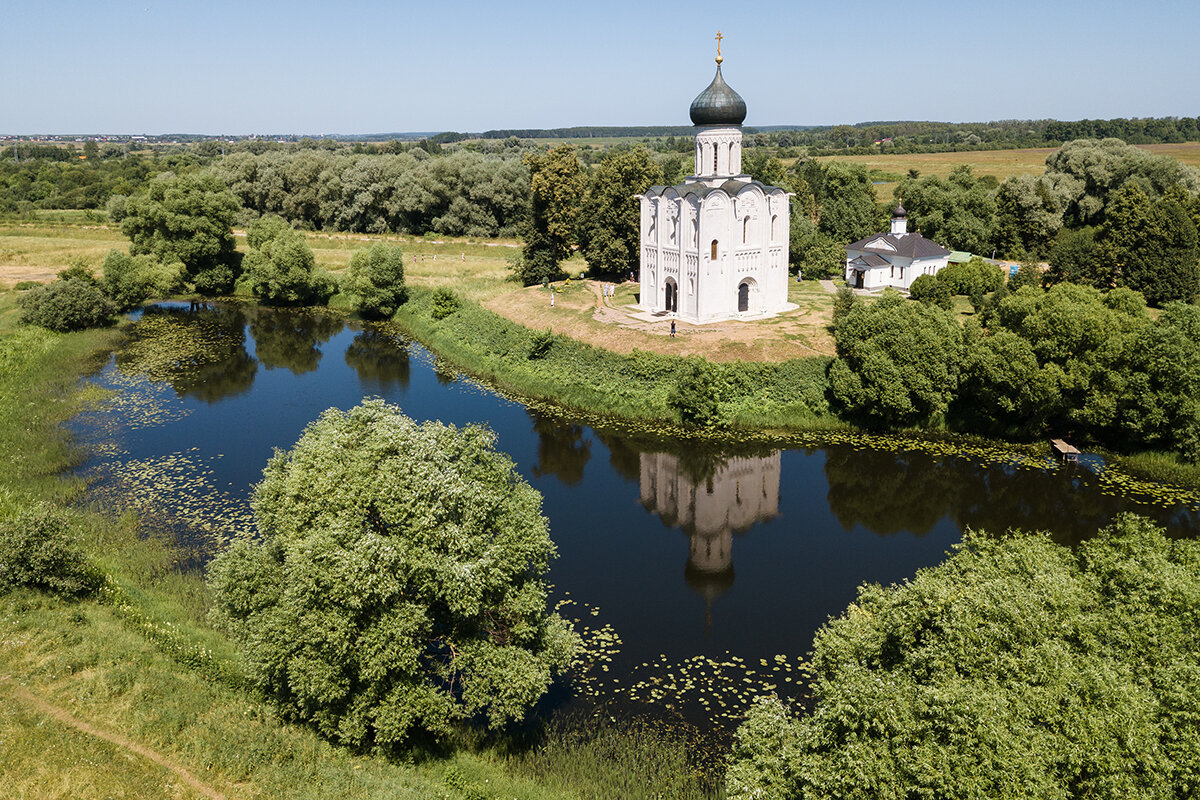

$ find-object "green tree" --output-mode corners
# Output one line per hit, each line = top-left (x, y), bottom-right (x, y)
(1103, 184), (1200, 305)
(897, 165), (997, 253)
(207, 400), (579, 749)
(577, 146), (663, 276)
(120, 172), (242, 294)
(728, 515), (1200, 800)
(993, 174), (1062, 258)
(1044, 227), (1114, 289)
(816, 161), (879, 243)
(829, 289), (964, 426)
(345, 243), (406, 318)
(515, 145), (585, 285)
(101, 248), (183, 311)
(0, 503), (99, 597)
(789, 215), (844, 280)
(242, 215), (334, 306)
(936, 256), (1005, 296)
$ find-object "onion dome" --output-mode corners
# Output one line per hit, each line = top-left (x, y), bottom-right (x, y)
(893, 203), (907, 217)
(689, 65), (747, 126)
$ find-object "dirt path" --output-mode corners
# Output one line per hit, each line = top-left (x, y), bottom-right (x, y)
(2, 676), (228, 800)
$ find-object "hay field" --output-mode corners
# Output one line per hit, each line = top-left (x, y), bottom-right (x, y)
(821, 142), (1200, 202)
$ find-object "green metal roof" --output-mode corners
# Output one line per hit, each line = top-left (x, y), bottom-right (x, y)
(948, 251), (972, 263)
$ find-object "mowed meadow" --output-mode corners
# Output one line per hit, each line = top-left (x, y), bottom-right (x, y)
(819, 141), (1200, 201)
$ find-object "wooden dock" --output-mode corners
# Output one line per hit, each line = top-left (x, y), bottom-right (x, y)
(1051, 439), (1079, 462)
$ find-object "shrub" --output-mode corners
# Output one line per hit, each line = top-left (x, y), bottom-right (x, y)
(345, 243), (406, 319)
(908, 273), (950, 309)
(937, 256), (1004, 295)
(13, 280), (39, 291)
(101, 249), (182, 311)
(430, 287), (461, 320)
(667, 358), (720, 426)
(19, 277), (118, 332)
(208, 400), (578, 749)
(527, 327), (555, 360)
(0, 504), (99, 597)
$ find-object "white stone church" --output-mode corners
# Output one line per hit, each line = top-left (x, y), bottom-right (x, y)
(844, 204), (951, 291)
(638, 47), (792, 324)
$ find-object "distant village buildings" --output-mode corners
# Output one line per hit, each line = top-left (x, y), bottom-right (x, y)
(843, 204), (952, 291)
(638, 39), (792, 324)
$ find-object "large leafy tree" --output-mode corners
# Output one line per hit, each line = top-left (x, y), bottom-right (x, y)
(576, 146), (662, 277)
(829, 290), (965, 426)
(896, 165), (997, 253)
(344, 242), (407, 318)
(515, 144), (585, 285)
(1103, 184), (1200, 305)
(208, 400), (579, 749)
(992, 174), (1062, 258)
(728, 515), (1200, 800)
(1044, 227), (1115, 289)
(242, 215), (335, 306)
(119, 172), (242, 294)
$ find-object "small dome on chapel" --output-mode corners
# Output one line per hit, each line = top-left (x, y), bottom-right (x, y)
(689, 65), (747, 126)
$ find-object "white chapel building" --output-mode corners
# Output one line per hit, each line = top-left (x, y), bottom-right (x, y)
(638, 46), (792, 323)
(844, 204), (951, 291)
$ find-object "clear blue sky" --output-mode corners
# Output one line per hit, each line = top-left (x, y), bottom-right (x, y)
(4, 0), (1198, 135)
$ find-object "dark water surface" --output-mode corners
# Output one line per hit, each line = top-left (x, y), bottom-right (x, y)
(73, 303), (1200, 729)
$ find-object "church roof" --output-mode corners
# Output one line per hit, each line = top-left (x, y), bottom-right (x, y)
(849, 253), (890, 268)
(641, 178), (786, 201)
(690, 65), (747, 126)
(847, 232), (951, 259)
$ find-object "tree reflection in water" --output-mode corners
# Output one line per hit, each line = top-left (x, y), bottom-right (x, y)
(344, 327), (411, 392)
(117, 304), (258, 403)
(822, 445), (1200, 544)
(529, 412), (591, 486)
(248, 307), (342, 375)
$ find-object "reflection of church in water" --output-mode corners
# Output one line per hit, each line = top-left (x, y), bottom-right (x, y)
(639, 451), (781, 626)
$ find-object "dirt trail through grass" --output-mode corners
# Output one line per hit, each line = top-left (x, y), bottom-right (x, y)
(2, 676), (228, 800)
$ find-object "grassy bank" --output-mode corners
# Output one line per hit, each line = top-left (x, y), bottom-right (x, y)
(392, 287), (838, 434)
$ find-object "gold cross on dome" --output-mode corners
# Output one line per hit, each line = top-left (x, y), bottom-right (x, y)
(715, 31), (723, 56)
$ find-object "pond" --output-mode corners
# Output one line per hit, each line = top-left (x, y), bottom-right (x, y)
(73, 302), (1200, 731)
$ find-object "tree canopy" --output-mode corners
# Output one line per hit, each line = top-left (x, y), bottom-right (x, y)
(577, 146), (663, 277)
(118, 172), (242, 295)
(242, 215), (335, 306)
(344, 243), (407, 318)
(208, 400), (578, 749)
(728, 514), (1200, 800)
(515, 144), (584, 286)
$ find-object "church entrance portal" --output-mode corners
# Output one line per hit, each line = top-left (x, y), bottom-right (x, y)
(736, 278), (758, 314)
(664, 278), (678, 313)
(855, 271), (864, 289)
(737, 282), (749, 312)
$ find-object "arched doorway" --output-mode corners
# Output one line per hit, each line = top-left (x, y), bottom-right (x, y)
(737, 278), (758, 313)
(664, 278), (678, 313)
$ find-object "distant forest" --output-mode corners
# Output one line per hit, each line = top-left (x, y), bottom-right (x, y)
(429, 116), (1200, 154)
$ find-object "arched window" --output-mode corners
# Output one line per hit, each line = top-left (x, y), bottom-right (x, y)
(729, 142), (735, 170)
(710, 239), (719, 260)
(743, 216), (750, 244)
(713, 146), (718, 173)
(771, 215), (777, 240)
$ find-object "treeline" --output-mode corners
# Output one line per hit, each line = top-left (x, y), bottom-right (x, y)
(747, 115), (1200, 155)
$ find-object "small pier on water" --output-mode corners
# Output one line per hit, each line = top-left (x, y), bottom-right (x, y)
(1051, 439), (1080, 463)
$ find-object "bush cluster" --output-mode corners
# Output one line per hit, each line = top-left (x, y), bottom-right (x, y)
(0, 504), (99, 597)
(18, 275), (117, 332)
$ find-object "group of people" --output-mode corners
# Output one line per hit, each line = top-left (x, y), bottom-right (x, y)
(601, 282), (618, 299)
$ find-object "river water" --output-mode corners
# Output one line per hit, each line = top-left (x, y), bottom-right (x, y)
(72, 302), (1200, 730)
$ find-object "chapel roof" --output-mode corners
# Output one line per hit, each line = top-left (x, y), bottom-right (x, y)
(690, 65), (747, 126)
(847, 232), (952, 259)
(641, 178), (785, 201)
(849, 252), (891, 268)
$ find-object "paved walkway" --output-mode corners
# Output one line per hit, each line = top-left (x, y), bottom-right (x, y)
(819, 279), (837, 294)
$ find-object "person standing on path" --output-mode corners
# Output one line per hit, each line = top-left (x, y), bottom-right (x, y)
(550, 290), (555, 308)
(670, 320), (676, 338)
